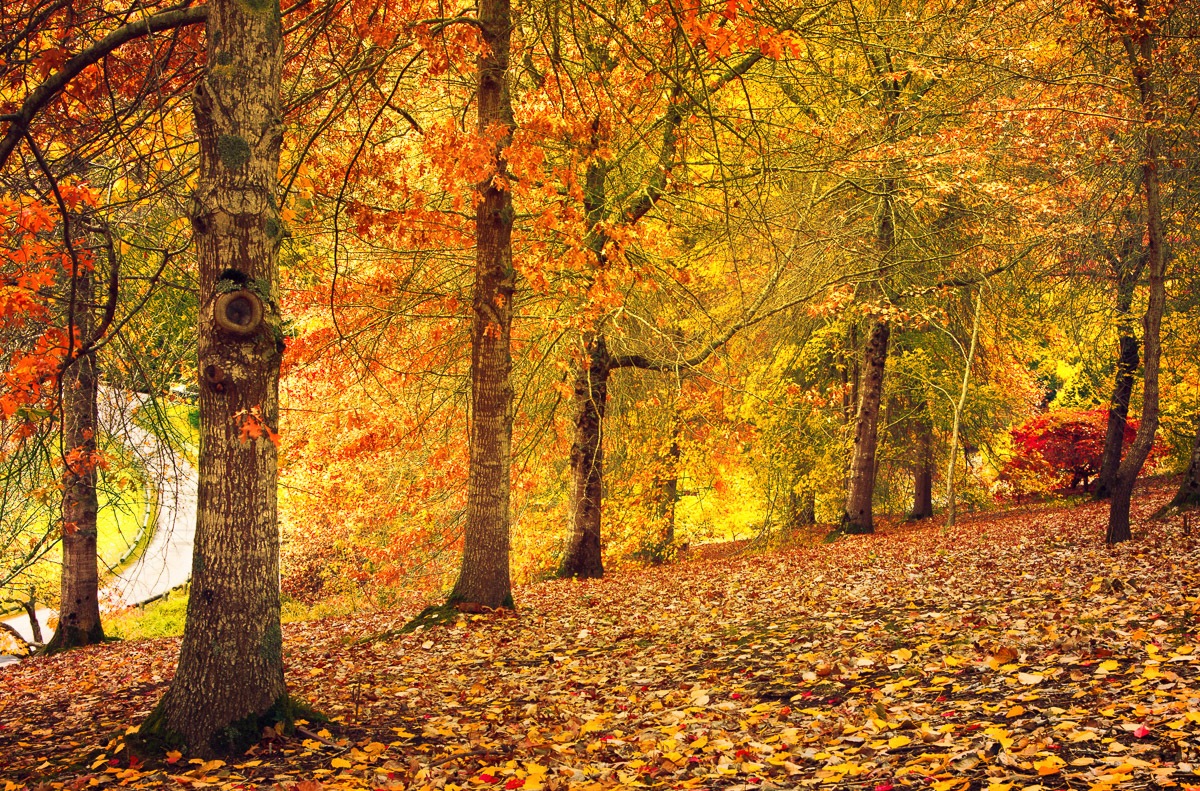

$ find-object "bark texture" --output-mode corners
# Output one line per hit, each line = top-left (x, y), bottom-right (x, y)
(1093, 272), (1140, 500)
(1107, 27), (1166, 544)
(449, 0), (516, 608)
(842, 320), (890, 533)
(143, 0), (287, 751)
(46, 265), (103, 653)
(558, 336), (609, 579)
(910, 409), (934, 520)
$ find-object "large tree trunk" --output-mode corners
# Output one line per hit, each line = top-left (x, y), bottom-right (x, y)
(45, 266), (103, 653)
(448, 0), (516, 608)
(1107, 30), (1166, 544)
(842, 320), (890, 533)
(1162, 421), (1200, 512)
(558, 335), (609, 579)
(1093, 276), (1139, 500)
(140, 0), (286, 752)
(910, 408), (934, 520)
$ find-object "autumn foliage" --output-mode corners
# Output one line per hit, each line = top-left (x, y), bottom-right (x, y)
(1006, 408), (1160, 493)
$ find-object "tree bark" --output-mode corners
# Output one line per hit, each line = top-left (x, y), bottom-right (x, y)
(45, 266), (104, 653)
(1106, 24), (1166, 544)
(1093, 275), (1139, 500)
(448, 0), (516, 608)
(910, 408), (934, 520)
(558, 335), (609, 579)
(842, 320), (890, 533)
(142, 0), (287, 752)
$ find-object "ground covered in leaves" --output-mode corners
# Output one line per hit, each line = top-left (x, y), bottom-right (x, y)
(3, 486), (1200, 791)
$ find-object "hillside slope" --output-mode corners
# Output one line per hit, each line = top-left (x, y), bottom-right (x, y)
(2, 488), (1198, 791)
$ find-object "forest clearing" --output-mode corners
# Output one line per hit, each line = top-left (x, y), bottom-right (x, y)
(3, 485), (1199, 789)
(2, 0), (1199, 784)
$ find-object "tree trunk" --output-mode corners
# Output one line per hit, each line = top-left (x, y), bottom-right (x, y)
(945, 288), (983, 528)
(842, 320), (890, 533)
(1107, 30), (1166, 545)
(45, 267), (104, 653)
(141, 0), (287, 752)
(1093, 277), (1139, 500)
(911, 409), (934, 520)
(790, 489), (816, 527)
(558, 335), (609, 579)
(657, 417), (683, 552)
(1163, 421), (1200, 512)
(448, 0), (516, 607)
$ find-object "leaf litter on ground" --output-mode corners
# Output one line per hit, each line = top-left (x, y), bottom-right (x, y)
(2, 484), (1199, 791)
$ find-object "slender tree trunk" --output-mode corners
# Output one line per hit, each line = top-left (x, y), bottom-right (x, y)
(911, 409), (934, 520)
(558, 335), (609, 579)
(449, 0), (516, 607)
(1107, 30), (1166, 544)
(1093, 277), (1139, 500)
(141, 0), (287, 752)
(45, 265), (104, 653)
(1162, 421), (1200, 512)
(842, 320), (890, 533)
(945, 288), (983, 528)
(21, 588), (43, 645)
(660, 417), (683, 546)
(790, 489), (816, 527)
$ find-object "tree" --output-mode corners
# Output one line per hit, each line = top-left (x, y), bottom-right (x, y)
(44, 261), (104, 652)
(1157, 420), (1200, 516)
(140, 0), (290, 750)
(1092, 227), (1147, 500)
(1100, 0), (1170, 545)
(445, 0), (517, 611)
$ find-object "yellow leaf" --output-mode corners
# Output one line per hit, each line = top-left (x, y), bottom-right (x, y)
(331, 757), (352, 769)
(888, 736), (912, 749)
(1099, 660), (1119, 672)
(1017, 672), (1044, 685)
(931, 778), (967, 791)
(988, 783), (1014, 791)
(1006, 706), (1025, 718)
(1034, 756), (1065, 775)
(891, 648), (913, 661)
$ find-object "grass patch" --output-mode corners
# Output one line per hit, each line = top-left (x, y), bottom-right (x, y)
(106, 591), (364, 641)
(105, 587), (190, 639)
(133, 401), (200, 463)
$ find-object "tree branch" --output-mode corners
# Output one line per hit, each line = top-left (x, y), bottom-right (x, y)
(0, 3), (209, 169)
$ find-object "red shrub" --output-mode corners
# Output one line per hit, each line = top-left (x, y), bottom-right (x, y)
(1005, 408), (1161, 492)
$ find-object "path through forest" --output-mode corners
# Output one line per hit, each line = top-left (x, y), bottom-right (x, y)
(0, 388), (197, 661)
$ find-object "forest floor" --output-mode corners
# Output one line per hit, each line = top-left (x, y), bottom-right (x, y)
(3, 484), (1199, 791)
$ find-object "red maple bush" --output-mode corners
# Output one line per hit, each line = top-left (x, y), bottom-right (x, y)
(1005, 408), (1161, 493)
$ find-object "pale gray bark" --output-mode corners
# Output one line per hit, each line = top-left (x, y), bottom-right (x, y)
(143, 0), (287, 750)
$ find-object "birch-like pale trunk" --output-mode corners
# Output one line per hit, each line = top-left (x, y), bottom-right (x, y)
(945, 289), (983, 528)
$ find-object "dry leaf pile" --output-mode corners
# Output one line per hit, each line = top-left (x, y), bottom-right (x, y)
(2, 487), (1199, 791)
